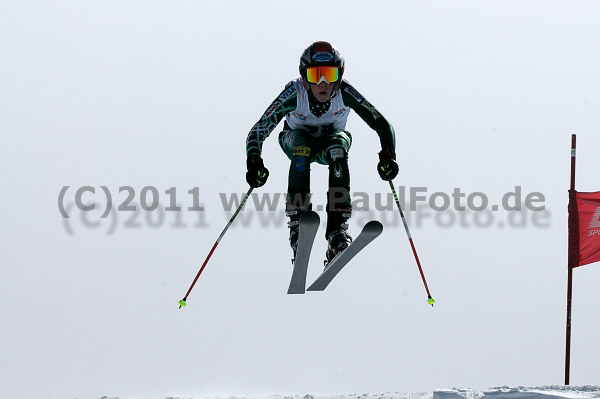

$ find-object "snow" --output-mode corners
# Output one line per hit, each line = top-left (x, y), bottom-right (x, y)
(96, 387), (600, 399)
(434, 386), (600, 399)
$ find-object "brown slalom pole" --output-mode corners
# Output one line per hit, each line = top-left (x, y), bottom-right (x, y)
(179, 187), (253, 308)
(388, 181), (435, 306)
(565, 134), (577, 384)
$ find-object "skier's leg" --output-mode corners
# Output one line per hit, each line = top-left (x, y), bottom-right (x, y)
(279, 129), (315, 254)
(318, 131), (353, 261)
(325, 146), (353, 261)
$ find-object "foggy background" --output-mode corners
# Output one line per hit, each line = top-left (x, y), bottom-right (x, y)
(2, 1), (600, 398)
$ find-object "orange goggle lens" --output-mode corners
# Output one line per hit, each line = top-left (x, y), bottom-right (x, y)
(306, 66), (339, 84)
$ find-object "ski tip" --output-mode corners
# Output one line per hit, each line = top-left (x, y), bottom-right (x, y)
(364, 220), (384, 234)
(427, 297), (435, 307)
(179, 299), (187, 308)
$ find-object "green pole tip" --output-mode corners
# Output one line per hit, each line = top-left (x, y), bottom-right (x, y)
(427, 297), (435, 306)
(179, 299), (187, 308)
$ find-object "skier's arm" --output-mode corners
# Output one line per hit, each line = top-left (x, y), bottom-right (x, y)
(246, 82), (298, 157)
(340, 80), (396, 152)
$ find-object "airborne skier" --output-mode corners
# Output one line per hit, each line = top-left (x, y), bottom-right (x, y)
(245, 41), (398, 263)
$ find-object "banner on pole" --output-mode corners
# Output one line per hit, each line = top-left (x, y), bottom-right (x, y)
(569, 190), (600, 267)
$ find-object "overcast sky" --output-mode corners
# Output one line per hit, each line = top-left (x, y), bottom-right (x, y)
(2, 1), (600, 398)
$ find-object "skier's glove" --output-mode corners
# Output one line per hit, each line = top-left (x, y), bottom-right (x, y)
(246, 155), (270, 188)
(377, 148), (399, 181)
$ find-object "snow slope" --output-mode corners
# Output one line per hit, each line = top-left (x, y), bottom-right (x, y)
(434, 385), (600, 398)
(97, 386), (600, 399)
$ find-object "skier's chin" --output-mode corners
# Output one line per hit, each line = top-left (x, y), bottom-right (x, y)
(316, 93), (329, 102)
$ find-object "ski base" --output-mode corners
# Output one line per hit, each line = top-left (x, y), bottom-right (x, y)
(287, 211), (320, 294)
(307, 220), (383, 291)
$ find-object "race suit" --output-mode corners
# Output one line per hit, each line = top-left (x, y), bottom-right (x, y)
(246, 78), (396, 234)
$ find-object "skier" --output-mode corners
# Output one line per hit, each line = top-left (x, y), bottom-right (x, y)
(245, 41), (398, 264)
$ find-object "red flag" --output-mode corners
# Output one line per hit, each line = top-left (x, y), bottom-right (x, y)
(569, 191), (600, 267)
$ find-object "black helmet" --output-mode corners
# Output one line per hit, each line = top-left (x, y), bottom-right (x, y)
(299, 41), (345, 90)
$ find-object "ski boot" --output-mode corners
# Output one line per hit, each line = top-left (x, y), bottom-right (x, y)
(325, 208), (352, 265)
(325, 229), (352, 264)
(288, 218), (300, 261)
(286, 203), (312, 263)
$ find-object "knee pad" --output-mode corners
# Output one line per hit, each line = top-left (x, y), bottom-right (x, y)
(291, 145), (311, 171)
(326, 146), (347, 163)
(293, 145), (311, 157)
(327, 145), (349, 175)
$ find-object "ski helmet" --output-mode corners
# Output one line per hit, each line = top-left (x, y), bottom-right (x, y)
(299, 41), (345, 91)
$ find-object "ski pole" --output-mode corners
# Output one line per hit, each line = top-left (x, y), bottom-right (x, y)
(179, 187), (253, 308)
(388, 181), (435, 307)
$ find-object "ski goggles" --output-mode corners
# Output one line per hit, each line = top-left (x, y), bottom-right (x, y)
(305, 66), (340, 84)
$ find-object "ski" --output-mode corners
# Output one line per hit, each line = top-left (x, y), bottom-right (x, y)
(307, 220), (383, 291)
(287, 211), (320, 294)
